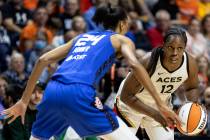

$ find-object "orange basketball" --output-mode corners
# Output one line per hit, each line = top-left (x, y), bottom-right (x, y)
(176, 102), (208, 136)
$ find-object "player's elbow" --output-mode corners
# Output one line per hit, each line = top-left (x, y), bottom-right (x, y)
(120, 92), (133, 105)
(128, 60), (140, 71)
(37, 54), (51, 66)
(120, 96), (129, 105)
(120, 93), (127, 103)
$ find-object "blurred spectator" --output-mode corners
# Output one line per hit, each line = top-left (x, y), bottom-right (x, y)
(144, 0), (159, 10)
(3, 52), (28, 89)
(137, 0), (155, 22)
(152, 0), (180, 22)
(201, 14), (210, 58)
(114, 58), (130, 93)
(119, 0), (154, 28)
(46, 0), (63, 36)
(135, 49), (146, 62)
(52, 29), (77, 47)
(186, 18), (208, 58)
(204, 87), (210, 136)
(0, 0), (4, 7)
(0, 76), (8, 140)
(83, 0), (106, 31)
(197, 0), (210, 20)
(46, 0), (63, 16)
(72, 16), (87, 34)
(100, 58), (130, 104)
(138, 0), (156, 24)
(61, 0), (80, 33)
(0, 10), (11, 73)
(2, 84), (23, 109)
(116, 59), (130, 81)
(196, 55), (209, 101)
(27, 31), (49, 73)
(3, 82), (44, 140)
(146, 10), (171, 48)
(19, 7), (53, 54)
(0, 76), (8, 112)
(108, 0), (119, 6)
(39, 61), (58, 84)
(38, 46), (58, 84)
(176, 0), (199, 25)
(23, 0), (38, 12)
(63, 29), (77, 43)
(128, 11), (143, 32)
(80, 0), (92, 14)
(118, 0), (134, 12)
(37, 0), (48, 7)
(128, 11), (152, 51)
(1, 0), (32, 48)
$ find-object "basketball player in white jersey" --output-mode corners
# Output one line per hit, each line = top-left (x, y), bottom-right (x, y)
(115, 27), (199, 140)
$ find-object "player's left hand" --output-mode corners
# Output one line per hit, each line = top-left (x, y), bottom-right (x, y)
(2, 99), (27, 124)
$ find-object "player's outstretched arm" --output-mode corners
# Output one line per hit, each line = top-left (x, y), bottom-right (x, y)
(2, 39), (74, 124)
(112, 34), (181, 126)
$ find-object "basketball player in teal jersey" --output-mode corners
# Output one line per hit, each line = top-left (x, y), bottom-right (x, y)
(2, 4), (180, 140)
(116, 27), (199, 140)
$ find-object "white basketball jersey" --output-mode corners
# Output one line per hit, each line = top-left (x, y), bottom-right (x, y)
(136, 52), (189, 109)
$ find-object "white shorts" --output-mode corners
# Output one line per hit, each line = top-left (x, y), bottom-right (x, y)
(116, 98), (174, 140)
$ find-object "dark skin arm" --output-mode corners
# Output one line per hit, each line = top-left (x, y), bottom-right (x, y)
(177, 54), (199, 103)
(120, 71), (167, 128)
(4, 18), (22, 33)
(119, 52), (169, 128)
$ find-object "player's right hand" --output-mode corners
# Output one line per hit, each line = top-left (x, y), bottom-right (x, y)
(158, 103), (181, 128)
(2, 99), (27, 124)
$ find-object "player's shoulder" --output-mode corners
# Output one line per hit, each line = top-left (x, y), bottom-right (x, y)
(142, 52), (152, 60)
(185, 52), (198, 75)
(111, 34), (135, 51)
(111, 34), (133, 44)
(185, 52), (197, 67)
(141, 52), (152, 66)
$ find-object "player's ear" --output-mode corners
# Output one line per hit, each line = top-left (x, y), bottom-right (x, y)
(119, 21), (123, 32)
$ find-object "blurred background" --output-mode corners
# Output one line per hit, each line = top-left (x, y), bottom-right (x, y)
(0, 0), (210, 139)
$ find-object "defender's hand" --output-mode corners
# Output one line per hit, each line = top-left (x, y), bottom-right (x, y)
(2, 99), (27, 124)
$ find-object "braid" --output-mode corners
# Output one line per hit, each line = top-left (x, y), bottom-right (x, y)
(147, 47), (163, 76)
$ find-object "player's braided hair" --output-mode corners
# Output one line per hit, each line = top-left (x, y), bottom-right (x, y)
(146, 47), (163, 76)
(147, 27), (187, 76)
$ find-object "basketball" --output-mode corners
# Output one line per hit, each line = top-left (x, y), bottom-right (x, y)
(176, 102), (208, 136)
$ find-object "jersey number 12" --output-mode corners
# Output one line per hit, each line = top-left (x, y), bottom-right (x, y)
(160, 85), (174, 93)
